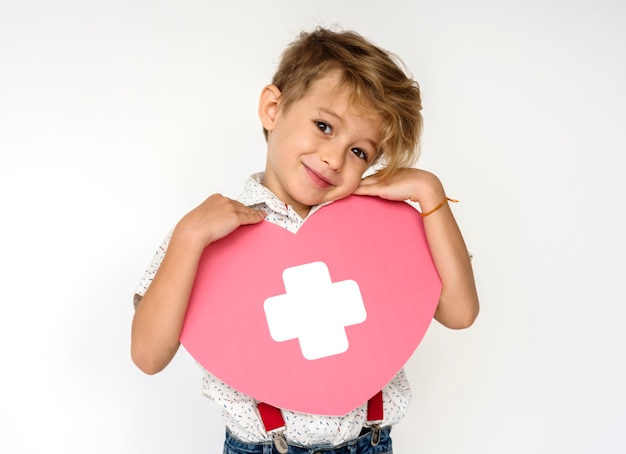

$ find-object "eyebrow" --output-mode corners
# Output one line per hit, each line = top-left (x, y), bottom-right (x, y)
(317, 108), (381, 154)
(318, 107), (344, 125)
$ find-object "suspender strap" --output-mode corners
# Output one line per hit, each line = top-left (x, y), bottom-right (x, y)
(366, 390), (384, 423)
(257, 402), (289, 453)
(257, 402), (287, 432)
(364, 390), (384, 447)
(257, 391), (384, 451)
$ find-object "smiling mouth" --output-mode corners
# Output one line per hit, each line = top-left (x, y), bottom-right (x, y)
(304, 165), (334, 189)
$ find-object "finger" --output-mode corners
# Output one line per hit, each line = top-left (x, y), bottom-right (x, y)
(239, 208), (266, 225)
(353, 183), (381, 196)
(359, 174), (381, 186)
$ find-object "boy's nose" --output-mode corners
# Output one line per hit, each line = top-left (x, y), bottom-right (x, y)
(320, 145), (345, 172)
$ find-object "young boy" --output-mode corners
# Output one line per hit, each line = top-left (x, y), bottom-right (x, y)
(131, 27), (479, 453)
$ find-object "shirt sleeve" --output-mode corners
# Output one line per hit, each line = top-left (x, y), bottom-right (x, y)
(381, 368), (412, 426)
(133, 231), (172, 309)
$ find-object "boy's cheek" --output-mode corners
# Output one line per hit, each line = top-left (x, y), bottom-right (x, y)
(342, 179), (362, 196)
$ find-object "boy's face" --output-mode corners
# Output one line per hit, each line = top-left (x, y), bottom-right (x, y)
(260, 71), (382, 218)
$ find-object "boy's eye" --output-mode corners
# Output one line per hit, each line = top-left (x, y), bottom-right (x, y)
(315, 121), (332, 134)
(352, 148), (368, 161)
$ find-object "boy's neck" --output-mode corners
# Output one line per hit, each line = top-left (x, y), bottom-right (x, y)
(259, 173), (312, 219)
(293, 205), (312, 219)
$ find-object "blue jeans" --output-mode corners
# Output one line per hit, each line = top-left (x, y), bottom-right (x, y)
(223, 427), (393, 454)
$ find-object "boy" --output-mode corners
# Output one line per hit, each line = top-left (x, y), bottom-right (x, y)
(131, 27), (479, 453)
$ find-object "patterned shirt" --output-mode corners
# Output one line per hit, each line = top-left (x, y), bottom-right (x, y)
(134, 172), (412, 446)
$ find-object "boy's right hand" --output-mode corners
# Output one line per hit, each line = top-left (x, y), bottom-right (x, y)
(174, 194), (266, 249)
(131, 194), (265, 375)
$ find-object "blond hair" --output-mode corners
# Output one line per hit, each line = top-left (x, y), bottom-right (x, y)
(265, 27), (423, 179)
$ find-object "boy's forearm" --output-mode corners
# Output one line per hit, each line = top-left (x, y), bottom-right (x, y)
(422, 202), (479, 329)
(131, 231), (205, 374)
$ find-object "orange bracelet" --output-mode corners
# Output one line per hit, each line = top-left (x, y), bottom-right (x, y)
(419, 197), (459, 217)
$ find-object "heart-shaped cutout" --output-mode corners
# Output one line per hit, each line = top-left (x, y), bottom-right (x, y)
(180, 195), (441, 415)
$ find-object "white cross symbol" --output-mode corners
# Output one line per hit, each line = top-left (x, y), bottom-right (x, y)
(263, 261), (367, 360)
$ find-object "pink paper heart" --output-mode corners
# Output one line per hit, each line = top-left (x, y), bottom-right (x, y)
(180, 195), (441, 415)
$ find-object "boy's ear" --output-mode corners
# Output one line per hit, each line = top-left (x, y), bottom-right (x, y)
(258, 84), (282, 132)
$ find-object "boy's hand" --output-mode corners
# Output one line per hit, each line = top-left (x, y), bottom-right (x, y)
(175, 194), (266, 249)
(354, 168), (445, 208)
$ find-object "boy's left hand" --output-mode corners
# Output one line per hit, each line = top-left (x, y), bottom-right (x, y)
(354, 167), (445, 207)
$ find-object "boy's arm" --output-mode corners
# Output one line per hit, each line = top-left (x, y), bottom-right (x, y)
(131, 194), (266, 375)
(354, 168), (479, 329)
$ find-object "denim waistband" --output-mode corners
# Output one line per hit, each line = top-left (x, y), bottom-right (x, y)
(223, 427), (392, 454)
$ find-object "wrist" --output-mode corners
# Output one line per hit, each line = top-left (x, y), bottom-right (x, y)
(419, 197), (458, 217)
(412, 171), (446, 211)
(172, 219), (213, 252)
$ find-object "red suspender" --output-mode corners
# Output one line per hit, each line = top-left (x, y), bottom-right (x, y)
(257, 402), (288, 433)
(257, 402), (289, 453)
(257, 390), (384, 452)
(366, 390), (384, 423)
(365, 390), (384, 446)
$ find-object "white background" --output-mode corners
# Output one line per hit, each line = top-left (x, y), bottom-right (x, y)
(1, 1), (625, 452)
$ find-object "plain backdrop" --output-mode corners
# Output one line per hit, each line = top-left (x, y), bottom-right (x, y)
(1, 1), (625, 453)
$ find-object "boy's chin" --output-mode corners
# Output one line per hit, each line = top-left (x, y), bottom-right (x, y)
(294, 194), (336, 207)
(290, 186), (355, 209)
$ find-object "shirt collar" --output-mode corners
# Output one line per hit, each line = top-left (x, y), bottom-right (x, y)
(238, 172), (332, 219)
(238, 172), (288, 214)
